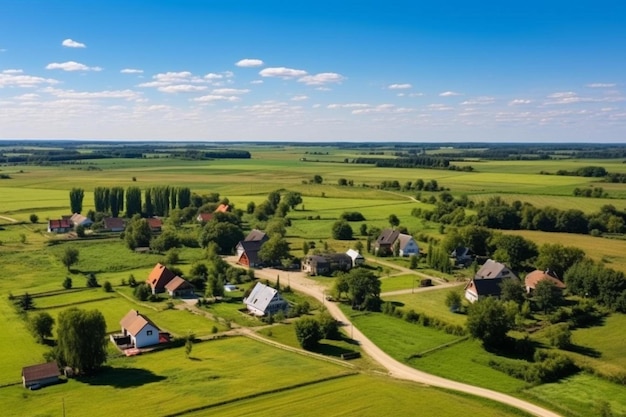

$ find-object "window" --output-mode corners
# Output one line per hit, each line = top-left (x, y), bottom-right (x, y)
(147, 330), (153, 336)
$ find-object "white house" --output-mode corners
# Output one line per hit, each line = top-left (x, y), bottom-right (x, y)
(397, 234), (419, 257)
(120, 310), (160, 348)
(243, 282), (288, 316)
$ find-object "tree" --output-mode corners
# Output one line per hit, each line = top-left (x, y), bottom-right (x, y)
(318, 310), (340, 339)
(535, 243), (585, 279)
(185, 333), (194, 358)
(125, 186), (142, 217)
(258, 236), (291, 264)
(29, 312), (54, 343)
(312, 174), (323, 184)
(125, 217), (152, 250)
(359, 223), (368, 236)
(466, 297), (513, 347)
(294, 317), (322, 350)
(499, 278), (525, 305)
(388, 214), (400, 228)
(409, 254), (418, 269)
(17, 292), (34, 311)
(546, 323), (571, 349)
(302, 241), (310, 255)
(56, 308), (107, 374)
(86, 273), (99, 288)
(62, 277), (72, 289)
(246, 201), (256, 214)
(69, 187), (84, 214)
(533, 280), (563, 313)
(267, 190), (281, 210)
(332, 220), (353, 240)
(103, 281), (113, 292)
(29, 214), (38, 224)
(490, 234), (538, 271)
(445, 291), (462, 313)
(284, 191), (302, 209)
(344, 268), (381, 311)
(199, 221), (244, 254)
(60, 247), (79, 271)
(133, 283), (150, 301)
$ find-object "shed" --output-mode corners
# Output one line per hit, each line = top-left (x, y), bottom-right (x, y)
(22, 362), (60, 388)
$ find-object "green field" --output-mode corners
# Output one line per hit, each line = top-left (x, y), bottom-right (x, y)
(2, 145), (626, 416)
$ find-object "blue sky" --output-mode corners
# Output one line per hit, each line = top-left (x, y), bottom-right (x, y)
(1, 0), (625, 142)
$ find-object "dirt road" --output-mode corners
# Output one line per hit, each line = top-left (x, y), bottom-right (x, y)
(242, 263), (561, 417)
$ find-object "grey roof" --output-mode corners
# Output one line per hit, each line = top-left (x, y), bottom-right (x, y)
(376, 229), (400, 245)
(245, 229), (268, 242)
(396, 233), (415, 251)
(237, 240), (264, 264)
(475, 259), (517, 280)
(244, 282), (283, 314)
(303, 254), (330, 267)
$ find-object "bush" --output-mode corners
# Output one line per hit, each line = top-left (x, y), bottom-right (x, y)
(545, 323), (572, 349)
(62, 277), (72, 290)
(294, 317), (322, 350)
(340, 212), (366, 221)
(102, 281), (113, 292)
(133, 283), (150, 301)
(86, 273), (99, 288)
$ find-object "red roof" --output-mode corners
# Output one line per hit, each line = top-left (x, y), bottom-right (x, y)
(49, 219), (71, 229)
(215, 204), (229, 213)
(525, 270), (566, 290)
(147, 218), (162, 230)
(197, 213), (213, 222)
(22, 362), (59, 384)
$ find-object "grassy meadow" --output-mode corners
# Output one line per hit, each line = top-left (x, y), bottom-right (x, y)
(2, 144), (626, 416)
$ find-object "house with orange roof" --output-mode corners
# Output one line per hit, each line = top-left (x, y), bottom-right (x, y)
(146, 263), (177, 294)
(525, 269), (566, 294)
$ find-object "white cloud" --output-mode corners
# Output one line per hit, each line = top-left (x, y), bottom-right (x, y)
(46, 61), (102, 71)
(204, 73), (223, 80)
(3, 69), (23, 74)
(158, 84), (208, 93)
(298, 72), (344, 86)
(352, 104), (396, 114)
(586, 83), (616, 88)
(14, 93), (40, 100)
(408, 92), (424, 97)
(236, 58), (264, 67)
(461, 96), (495, 105)
(427, 103), (454, 111)
(259, 67), (308, 79)
(250, 80), (263, 84)
(121, 68), (144, 74)
(291, 95), (308, 101)
(509, 99), (532, 106)
(0, 72), (59, 88)
(388, 83), (412, 90)
(62, 38), (86, 48)
(327, 103), (370, 109)
(439, 91), (461, 97)
(211, 88), (250, 95)
(192, 94), (240, 103)
(42, 87), (141, 100)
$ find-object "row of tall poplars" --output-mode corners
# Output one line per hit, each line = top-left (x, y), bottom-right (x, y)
(70, 186), (192, 217)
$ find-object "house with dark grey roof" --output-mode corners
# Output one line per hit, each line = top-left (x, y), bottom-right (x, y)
(374, 229), (419, 257)
(243, 282), (288, 316)
(301, 253), (352, 276)
(236, 229), (269, 267)
(464, 259), (518, 303)
(21, 362), (60, 389)
(244, 229), (269, 243)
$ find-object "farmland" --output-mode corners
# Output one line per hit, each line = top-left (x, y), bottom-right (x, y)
(1, 142), (626, 416)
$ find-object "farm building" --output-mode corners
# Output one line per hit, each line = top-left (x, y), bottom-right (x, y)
(301, 253), (352, 276)
(47, 218), (71, 233)
(22, 362), (60, 389)
(196, 212), (213, 223)
(119, 310), (160, 348)
(70, 213), (93, 228)
(236, 229), (269, 267)
(147, 217), (163, 232)
(244, 282), (288, 316)
(346, 249), (365, 267)
(374, 229), (419, 257)
(103, 217), (125, 232)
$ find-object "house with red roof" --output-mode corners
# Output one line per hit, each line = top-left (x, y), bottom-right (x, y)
(525, 269), (566, 294)
(21, 362), (60, 389)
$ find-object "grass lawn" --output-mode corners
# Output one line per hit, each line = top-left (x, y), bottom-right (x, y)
(189, 373), (533, 417)
(525, 373), (626, 417)
(382, 284), (468, 327)
(0, 336), (351, 417)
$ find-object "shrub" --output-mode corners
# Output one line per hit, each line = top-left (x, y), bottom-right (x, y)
(62, 277), (73, 290)
(294, 317), (322, 350)
(102, 281), (113, 292)
(133, 283), (150, 301)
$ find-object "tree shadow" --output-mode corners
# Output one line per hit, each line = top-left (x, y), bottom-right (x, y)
(312, 342), (358, 358)
(564, 344), (602, 358)
(390, 301), (405, 307)
(77, 366), (166, 388)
